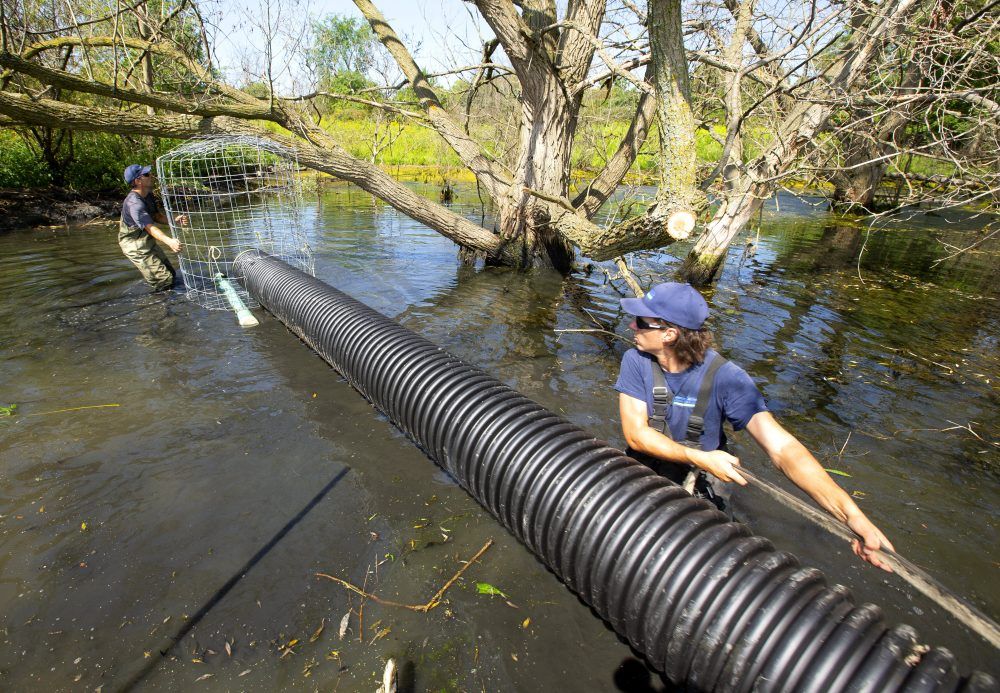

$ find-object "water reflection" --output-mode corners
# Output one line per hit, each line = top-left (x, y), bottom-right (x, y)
(0, 184), (996, 690)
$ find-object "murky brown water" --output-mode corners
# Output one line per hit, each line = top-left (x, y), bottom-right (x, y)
(1, 183), (997, 690)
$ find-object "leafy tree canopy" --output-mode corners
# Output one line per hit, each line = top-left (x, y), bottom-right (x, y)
(309, 15), (377, 89)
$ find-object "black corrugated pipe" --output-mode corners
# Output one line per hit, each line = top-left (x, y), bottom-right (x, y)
(233, 251), (995, 692)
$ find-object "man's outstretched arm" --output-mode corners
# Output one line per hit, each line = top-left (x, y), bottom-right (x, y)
(745, 411), (895, 571)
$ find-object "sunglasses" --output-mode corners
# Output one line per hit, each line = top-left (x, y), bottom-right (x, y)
(635, 316), (669, 330)
(140, 172), (152, 178)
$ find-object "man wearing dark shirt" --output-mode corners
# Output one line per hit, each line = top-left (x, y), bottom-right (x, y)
(119, 164), (185, 291)
(615, 282), (894, 571)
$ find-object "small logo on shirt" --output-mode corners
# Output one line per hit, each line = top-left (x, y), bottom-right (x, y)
(673, 396), (696, 408)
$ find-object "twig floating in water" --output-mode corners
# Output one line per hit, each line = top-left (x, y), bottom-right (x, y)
(554, 328), (634, 345)
(25, 403), (120, 417)
(317, 539), (494, 613)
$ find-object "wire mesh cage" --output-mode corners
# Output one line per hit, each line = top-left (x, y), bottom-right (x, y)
(156, 135), (314, 310)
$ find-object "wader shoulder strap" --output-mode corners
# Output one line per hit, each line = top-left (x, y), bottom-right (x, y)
(686, 354), (728, 444)
(648, 360), (672, 435)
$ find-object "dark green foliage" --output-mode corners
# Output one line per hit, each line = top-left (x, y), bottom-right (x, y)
(63, 134), (166, 191)
(0, 129), (172, 192)
(324, 71), (371, 95)
(0, 132), (52, 188)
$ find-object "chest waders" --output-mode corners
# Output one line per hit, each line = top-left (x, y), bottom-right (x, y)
(118, 203), (176, 292)
(648, 354), (728, 502)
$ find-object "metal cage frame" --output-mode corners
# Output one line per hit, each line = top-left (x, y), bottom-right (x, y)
(156, 135), (314, 310)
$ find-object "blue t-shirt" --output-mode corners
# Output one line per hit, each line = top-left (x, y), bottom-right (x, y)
(614, 348), (767, 451)
(121, 191), (159, 230)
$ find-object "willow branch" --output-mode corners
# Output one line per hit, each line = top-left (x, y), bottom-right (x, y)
(353, 0), (510, 196)
(0, 52), (279, 120)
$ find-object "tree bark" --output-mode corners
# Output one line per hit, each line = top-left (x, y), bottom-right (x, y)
(493, 66), (582, 268)
(647, 0), (702, 222)
(135, 4), (156, 116)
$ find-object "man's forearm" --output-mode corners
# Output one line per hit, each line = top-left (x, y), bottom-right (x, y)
(145, 224), (174, 246)
(630, 428), (699, 467)
(772, 439), (860, 523)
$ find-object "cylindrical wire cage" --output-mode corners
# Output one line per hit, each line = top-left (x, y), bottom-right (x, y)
(156, 135), (315, 310)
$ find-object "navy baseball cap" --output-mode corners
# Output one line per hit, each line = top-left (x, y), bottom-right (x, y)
(620, 282), (709, 330)
(123, 164), (152, 185)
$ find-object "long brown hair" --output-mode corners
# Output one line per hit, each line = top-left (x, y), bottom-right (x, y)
(669, 324), (714, 365)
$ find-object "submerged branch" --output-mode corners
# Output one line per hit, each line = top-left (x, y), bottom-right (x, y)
(316, 539), (493, 613)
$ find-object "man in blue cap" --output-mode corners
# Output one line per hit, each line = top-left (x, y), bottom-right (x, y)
(119, 164), (186, 291)
(615, 282), (894, 571)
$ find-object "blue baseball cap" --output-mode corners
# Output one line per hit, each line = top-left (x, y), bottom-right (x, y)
(123, 164), (152, 185)
(620, 282), (709, 330)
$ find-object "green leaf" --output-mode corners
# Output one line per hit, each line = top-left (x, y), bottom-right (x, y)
(476, 582), (508, 598)
(0, 403), (16, 417)
(824, 468), (852, 477)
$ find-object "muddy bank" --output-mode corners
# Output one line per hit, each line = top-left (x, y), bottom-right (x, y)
(0, 187), (120, 232)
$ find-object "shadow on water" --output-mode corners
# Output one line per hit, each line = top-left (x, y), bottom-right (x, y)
(0, 187), (997, 690)
(115, 467), (350, 690)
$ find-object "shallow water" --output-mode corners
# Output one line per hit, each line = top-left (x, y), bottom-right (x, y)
(0, 183), (997, 690)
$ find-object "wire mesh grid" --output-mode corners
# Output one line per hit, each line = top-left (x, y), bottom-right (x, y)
(156, 135), (314, 310)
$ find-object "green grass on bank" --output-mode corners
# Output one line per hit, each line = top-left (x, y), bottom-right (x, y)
(316, 117), (725, 176)
(323, 117), (465, 167)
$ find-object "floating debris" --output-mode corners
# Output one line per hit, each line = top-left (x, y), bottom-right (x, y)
(317, 539), (494, 613)
(378, 658), (397, 693)
(338, 611), (351, 641)
(475, 582), (507, 598)
(369, 626), (391, 645)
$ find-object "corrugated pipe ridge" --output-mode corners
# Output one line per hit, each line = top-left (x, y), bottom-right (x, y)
(234, 251), (995, 693)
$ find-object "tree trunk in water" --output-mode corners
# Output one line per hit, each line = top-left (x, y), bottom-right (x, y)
(830, 26), (931, 212)
(831, 144), (888, 210)
(681, 186), (763, 284)
(494, 71), (579, 270)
